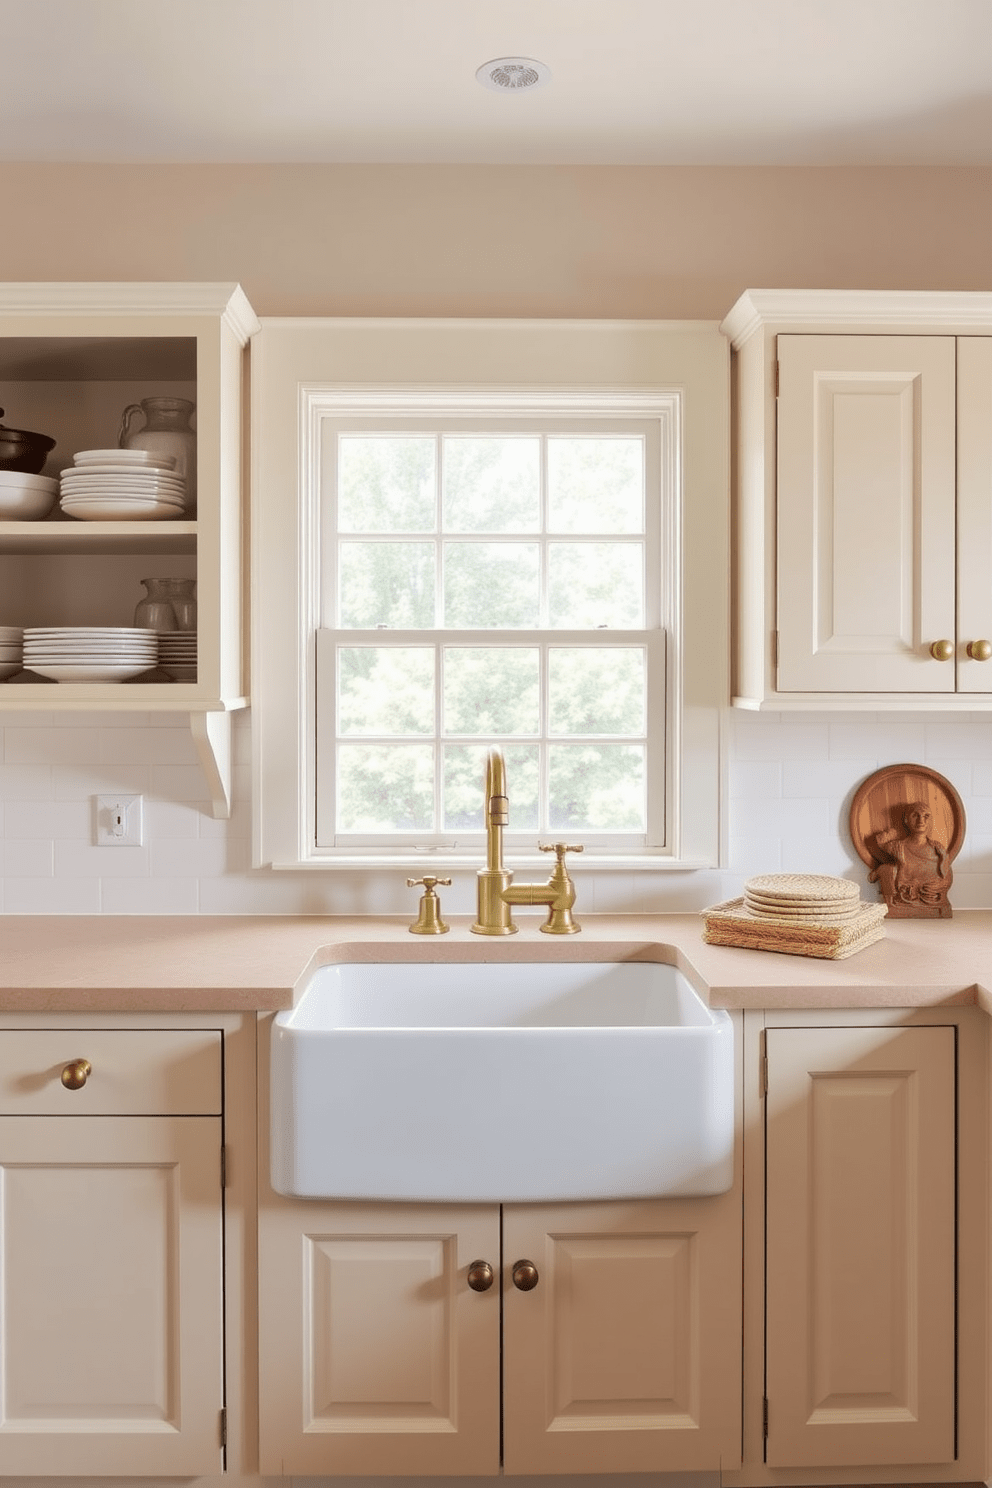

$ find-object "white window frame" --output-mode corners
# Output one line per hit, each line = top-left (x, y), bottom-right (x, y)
(251, 319), (728, 872)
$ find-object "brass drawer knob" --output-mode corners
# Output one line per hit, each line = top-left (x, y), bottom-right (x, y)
(512, 1259), (539, 1291)
(467, 1260), (495, 1292)
(60, 1059), (92, 1091)
(929, 639), (955, 661)
(968, 639), (992, 661)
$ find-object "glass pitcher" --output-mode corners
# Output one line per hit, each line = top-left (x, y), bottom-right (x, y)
(119, 397), (196, 515)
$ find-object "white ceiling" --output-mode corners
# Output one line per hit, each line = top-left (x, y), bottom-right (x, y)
(2, 0), (992, 166)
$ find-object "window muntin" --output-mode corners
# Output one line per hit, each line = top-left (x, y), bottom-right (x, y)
(317, 419), (665, 851)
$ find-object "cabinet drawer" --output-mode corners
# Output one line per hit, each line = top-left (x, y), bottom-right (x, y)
(0, 1030), (222, 1115)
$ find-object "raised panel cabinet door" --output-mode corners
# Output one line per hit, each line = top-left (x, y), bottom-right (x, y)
(956, 337), (992, 693)
(501, 1196), (742, 1475)
(0, 1115), (223, 1476)
(257, 1201), (500, 1476)
(765, 1025), (955, 1467)
(777, 335), (957, 693)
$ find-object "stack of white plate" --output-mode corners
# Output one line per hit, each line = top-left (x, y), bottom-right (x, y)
(157, 630), (197, 681)
(0, 625), (23, 680)
(743, 873), (862, 923)
(59, 449), (187, 522)
(22, 627), (159, 682)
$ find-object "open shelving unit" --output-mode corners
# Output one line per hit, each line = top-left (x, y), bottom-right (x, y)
(0, 283), (259, 817)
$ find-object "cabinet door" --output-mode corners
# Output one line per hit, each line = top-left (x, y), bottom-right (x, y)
(0, 1115), (223, 1475)
(956, 337), (992, 692)
(765, 1025), (955, 1467)
(257, 1201), (500, 1476)
(777, 335), (957, 693)
(501, 1196), (742, 1475)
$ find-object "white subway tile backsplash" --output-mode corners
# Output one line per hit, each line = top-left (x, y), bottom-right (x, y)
(5, 799), (90, 841)
(2, 839), (53, 877)
(3, 708), (992, 913)
(101, 875), (199, 914)
(4, 875), (101, 913)
(55, 840), (150, 879)
(4, 727), (104, 765)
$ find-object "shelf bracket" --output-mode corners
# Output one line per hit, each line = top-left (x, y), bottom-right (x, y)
(190, 711), (234, 820)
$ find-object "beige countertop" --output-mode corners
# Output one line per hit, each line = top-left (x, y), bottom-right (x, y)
(0, 911), (990, 1013)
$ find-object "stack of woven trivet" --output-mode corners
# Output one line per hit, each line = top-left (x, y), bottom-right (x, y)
(702, 873), (887, 959)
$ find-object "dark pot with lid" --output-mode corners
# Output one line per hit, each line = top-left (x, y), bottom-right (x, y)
(0, 409), (56, 473)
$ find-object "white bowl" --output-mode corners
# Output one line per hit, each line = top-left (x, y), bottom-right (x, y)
(0, 474), (58, 520)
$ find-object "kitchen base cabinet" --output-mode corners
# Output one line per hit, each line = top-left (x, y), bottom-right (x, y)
(501, 1198), (742, 1475)
(0, 1020), (230, 1478)
(257, 1195), (743, 1477)
(258, 1202), (501, 1476)
(0, 1117), (223, 1476)
(724, 1007), (989, 1488)
(765, 1025), (955, 1468)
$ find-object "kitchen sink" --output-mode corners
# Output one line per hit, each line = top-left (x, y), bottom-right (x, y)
(269, 958), (734, 1203)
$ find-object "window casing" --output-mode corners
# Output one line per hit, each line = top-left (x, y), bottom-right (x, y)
(251, 319), (728, 872)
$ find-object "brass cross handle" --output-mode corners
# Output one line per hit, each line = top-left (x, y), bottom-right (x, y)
(538, 843), (584, 860)
(406, 876), (452, 935)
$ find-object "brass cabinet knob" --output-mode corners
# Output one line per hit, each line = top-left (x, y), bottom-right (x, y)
(60, 1059), (91, 1091)
(929, 639), (955, 661)
(512, 1259), (540, 1291)
(467, 1260), (495, 1292)
(968, 639), (992, 661)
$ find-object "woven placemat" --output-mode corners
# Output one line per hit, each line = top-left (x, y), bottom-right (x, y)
(745, 873), (861, 903)
(701, 898), (887, 960)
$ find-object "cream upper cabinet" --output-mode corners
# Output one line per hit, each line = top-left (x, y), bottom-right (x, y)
(722, 289), (992, 708)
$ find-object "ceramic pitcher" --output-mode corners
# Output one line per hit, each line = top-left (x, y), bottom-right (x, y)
(119, 396), (196, 515)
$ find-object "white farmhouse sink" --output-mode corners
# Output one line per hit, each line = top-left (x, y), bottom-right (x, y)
(270, 959), (734, 1203)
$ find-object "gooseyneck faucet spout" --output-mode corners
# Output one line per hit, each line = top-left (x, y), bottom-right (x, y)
(472, 747), (583, 936)
(484, 747), (509, 873)
(472, 748), (516, 936)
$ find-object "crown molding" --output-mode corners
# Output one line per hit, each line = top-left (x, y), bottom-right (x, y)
(0, 282), (260, 343)
(721, 288), (992, 348)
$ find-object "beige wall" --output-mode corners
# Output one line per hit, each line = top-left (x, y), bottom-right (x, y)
(0, 163), (988, 318)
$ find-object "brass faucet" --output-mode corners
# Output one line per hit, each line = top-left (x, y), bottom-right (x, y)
(471, 747), (583, 935)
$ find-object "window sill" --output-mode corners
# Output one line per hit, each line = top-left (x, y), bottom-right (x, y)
(269, 853), (715, 872)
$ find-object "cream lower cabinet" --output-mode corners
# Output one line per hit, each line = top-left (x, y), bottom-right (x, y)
(763, 1024), (956, 1470)
(257, 1192), (742, 1476)
(0, 1028), (225, 1476)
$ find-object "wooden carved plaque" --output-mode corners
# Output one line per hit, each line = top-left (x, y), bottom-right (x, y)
(849, 764), (965, 919)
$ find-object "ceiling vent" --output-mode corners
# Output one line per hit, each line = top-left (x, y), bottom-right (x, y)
(475, 57), (551, 92)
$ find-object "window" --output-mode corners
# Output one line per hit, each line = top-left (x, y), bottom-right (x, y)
(316, 418), (667, 853)
(252, 320), (727, 871)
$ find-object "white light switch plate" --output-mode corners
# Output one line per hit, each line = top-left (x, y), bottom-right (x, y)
(95, 795), (143, 846)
